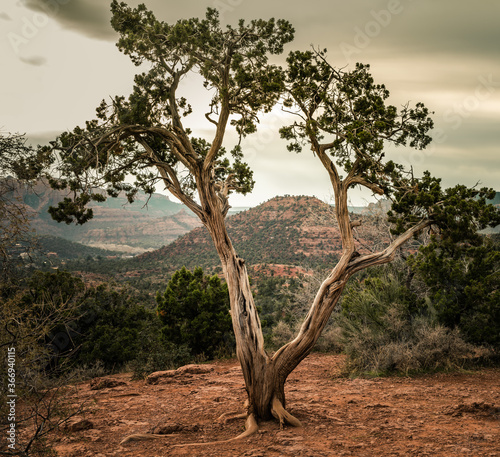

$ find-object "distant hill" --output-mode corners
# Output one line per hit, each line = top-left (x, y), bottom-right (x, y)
(133, 195), (390, 276)
(74, 209), (201, 252)
(5, 178), (201, 253)
(37, 235), (122, 260)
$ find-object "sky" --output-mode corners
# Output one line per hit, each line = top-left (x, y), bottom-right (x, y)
(1, 0), (499, 208)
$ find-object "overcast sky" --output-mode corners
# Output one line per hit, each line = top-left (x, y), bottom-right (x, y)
(1, 0), (499, 207)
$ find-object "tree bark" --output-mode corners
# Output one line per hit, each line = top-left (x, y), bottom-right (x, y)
(197, 157), (433, 425)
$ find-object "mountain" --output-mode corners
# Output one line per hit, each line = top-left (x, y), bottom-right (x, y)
(37, 235), (122, 260)
(5, 178), (201, 253)
(134, 195), (390, 276)
(74, 209), (201, 253)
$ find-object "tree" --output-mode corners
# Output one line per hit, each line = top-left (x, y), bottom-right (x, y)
(12, 4), (499, 440)
(0, 133), (43, 282)
(409, 224), (500, 347)
(156, 266), (234, 359)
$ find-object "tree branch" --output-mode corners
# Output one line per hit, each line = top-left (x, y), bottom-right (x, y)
(136, 137), (203, 218)
(346, 218), (433, 275)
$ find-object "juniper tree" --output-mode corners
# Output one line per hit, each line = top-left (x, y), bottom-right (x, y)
(11, 4), (500, 442)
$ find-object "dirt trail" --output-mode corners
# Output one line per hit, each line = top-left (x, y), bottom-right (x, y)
(50, 354), (499, 456)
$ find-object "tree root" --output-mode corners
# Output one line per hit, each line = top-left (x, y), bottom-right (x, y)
(217, 399), (249, 423)
(217, 411), (248, 423)
(119, 433), (174, 445)
(170, 413), (259, 448)
(120, 413), (259, 448)
(120, 398), (301, 447)
(271, 396), (302, 429)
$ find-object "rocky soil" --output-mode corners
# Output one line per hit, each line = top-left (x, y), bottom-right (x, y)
(48, 354), (499, 456)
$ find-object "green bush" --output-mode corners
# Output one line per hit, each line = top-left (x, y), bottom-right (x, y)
(0, 272), (87, 456)
(73, 283), (158, 369)
(410, 236), (500, 347)
(156, 266), (234, 359)
(335, 264), (478, 375)
(129, 341), (192, 379)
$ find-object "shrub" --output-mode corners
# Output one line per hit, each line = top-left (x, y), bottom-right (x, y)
(0, 277), (87, 456)
(271, 320), (295, 349)
(129, 341), (192, 379)
(336, 264), (479, 375)
(73, 283), (158, 370)
(410, 236), (500, 347)
(156, 267), (235, 359)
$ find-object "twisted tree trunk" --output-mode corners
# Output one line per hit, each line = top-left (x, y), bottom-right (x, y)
(200, 164), (432, 428)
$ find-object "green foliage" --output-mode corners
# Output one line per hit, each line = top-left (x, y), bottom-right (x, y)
(281, 51), (433, 197)
(156, 266), (234, 359)
(73, 283), (158, 369)
(409, 235), (500, 347)
(388, 172), (500, 241)
(21, 269), (85, 308)
(0, 271), (85, 456)
(2, 268), (166, 373)
(335, 264), (478, 375)
(0, 132), (52, 182)
(34, 5), (295, 224)
(387, 173), (500, 347)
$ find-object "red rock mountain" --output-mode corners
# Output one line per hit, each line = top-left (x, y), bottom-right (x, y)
(137, 195), (390, 274)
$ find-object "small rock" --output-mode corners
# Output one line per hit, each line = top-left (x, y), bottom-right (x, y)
(65, 419), (94, 432)
(151, 423), (182, 434)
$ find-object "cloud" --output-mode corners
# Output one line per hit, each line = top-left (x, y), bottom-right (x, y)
(19, 55), (47, 66)
(0, 11), (11, 20)
(21, 0), (115, 40)
(9, 0), (500, 204)
(25, 130), (63, 147)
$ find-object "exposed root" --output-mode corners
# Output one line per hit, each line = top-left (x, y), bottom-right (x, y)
(271, 396), (302, 429)
(217, 411), (248, 423)
(121, 400), (258, 448)
(217, 399), (249, 423)
(119, 433), (174, 445)
(170, 413), (259, 448)
(120, 414), (259, 448)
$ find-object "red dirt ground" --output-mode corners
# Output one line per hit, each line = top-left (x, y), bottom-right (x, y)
(50, 354), (499, 456)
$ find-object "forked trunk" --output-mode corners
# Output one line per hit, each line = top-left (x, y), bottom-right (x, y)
(206, 209), (346, 421)
(200, 172), (429, 424)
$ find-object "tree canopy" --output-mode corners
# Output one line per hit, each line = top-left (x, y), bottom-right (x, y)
(30, 4), (294, 225)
